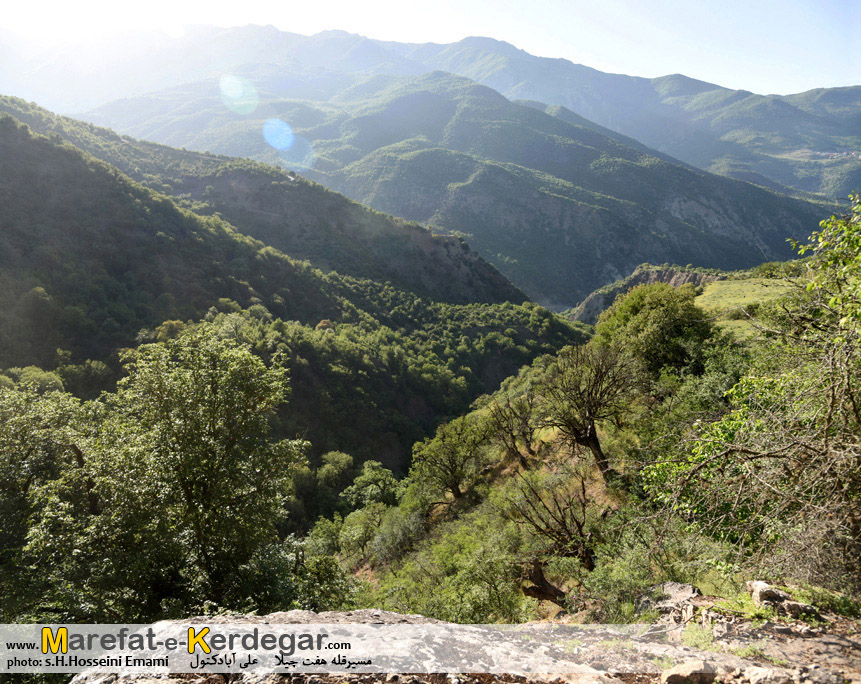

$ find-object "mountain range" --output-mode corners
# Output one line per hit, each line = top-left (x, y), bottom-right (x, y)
(5, 25), (859, 199)
(82, 67), (827, 306)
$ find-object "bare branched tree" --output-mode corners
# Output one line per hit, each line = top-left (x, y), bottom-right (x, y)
(507, 469), (597, 570)
(502, 467), (601, 606)
(487, 389), (545, 467)
(538, 343), (640, 484)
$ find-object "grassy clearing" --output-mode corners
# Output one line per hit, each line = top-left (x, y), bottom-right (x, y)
(695, 277), (794, 336)
(681, 623), (715, 651)
(696, 278), (794, 314)
(713, 318), (759, 339)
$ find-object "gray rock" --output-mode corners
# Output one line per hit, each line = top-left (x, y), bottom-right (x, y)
(745, 667), (793, 684)
(782, 601), (820, 619)
(794, 665), (846, 684)
(641, 582), (702, 615)
(747, 581), (792, 607)
(745, 581), (820, 619)
(660, 659), (717, 684)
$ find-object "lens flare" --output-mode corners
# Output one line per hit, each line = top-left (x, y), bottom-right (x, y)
(262, 119), (295, 151)
(220, 75), (243, 99)
(219, 75), (259, 115)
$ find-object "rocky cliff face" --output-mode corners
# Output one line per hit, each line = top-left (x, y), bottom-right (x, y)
(568, 265), (725, 324)
(178, 169), (528, 306)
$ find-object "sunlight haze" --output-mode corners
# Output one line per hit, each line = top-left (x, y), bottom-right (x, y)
(2, 0), (858, 94)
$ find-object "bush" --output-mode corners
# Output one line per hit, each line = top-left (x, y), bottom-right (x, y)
(227, 537), (354, 613)
(371, 507), (425, 563)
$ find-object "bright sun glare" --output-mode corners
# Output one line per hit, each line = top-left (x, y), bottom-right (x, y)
(1, 0), (856, 95)
(2, 0), (416, 46)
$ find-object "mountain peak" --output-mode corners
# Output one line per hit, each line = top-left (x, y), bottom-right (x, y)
(651, 73), (727, 97)
(456, 35), (523, 55)
(310, 29), (363, 39)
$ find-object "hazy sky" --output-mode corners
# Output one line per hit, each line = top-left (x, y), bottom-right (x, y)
(3, 0), (858, 94)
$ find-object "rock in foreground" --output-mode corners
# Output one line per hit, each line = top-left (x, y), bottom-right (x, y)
(68, 607), (860, 684)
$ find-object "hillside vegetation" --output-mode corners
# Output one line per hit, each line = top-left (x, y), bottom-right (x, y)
(0, 95), (524, 306)
(2, 189), (859, 625)
(82, 71), (827, 307)
(313, 200), (861, 623)
(0, 113), (585, 471)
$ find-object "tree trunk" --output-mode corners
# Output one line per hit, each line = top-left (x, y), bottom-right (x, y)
(521, 558), (567, 607)
(578, 543), (597, 572)
(584, 425), (616, 486)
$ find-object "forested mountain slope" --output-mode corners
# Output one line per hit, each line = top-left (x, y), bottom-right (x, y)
(84, 71), (827, 306)
(0, 96), (524, 306)
(0, 114), (585, 467)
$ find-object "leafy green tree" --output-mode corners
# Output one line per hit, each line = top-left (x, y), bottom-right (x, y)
(307, 513), (344, 555)
(56, 358), (114, 398)
(24, 329), (309, 619)
(109, 329), (305, 601)
(794, 193), (861, 334)
(317, 451), (355, 491)
(594, 283), (714, 378)
(0, 386), (84, 621)
(374, 506), (530, 623)
(341, 460), (402, 507)
(3, 366), (65, 392)
(370, 507), (425, 563)
(339, 502), (388, 559)
(410, 415), (489, 501)
(229, 536), (353, 613)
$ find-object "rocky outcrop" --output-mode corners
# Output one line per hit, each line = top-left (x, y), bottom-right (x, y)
(68, 600), (861, 684)
(568, 266), (725, 324)
(660, 660), (717, 684)
(746, 582), (821, 620)
(638, 582), (703, 619)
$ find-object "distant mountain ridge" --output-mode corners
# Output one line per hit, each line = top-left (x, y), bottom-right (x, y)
(81, 70), (827, 307)
(5, 25), (859, 197)
(333, 31), (861, 198)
